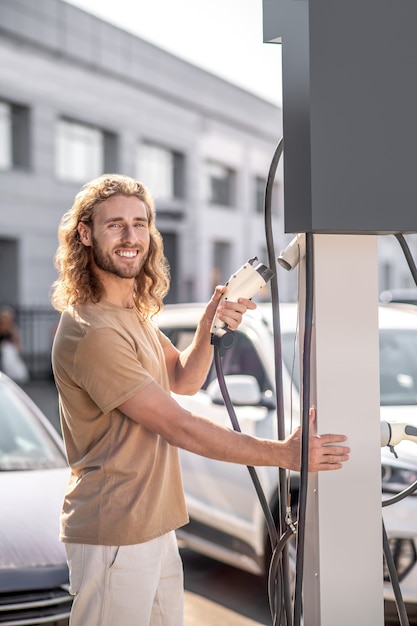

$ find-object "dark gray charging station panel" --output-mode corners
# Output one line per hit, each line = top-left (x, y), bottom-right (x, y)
(263, 0), (417, 234)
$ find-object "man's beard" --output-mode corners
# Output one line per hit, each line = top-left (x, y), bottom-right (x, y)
(91, 236), (145, 279)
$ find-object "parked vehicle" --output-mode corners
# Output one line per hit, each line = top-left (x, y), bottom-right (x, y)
(156, 301), (417, 615)
(380, 288), (417, 306)
(0, 372), (71, 625)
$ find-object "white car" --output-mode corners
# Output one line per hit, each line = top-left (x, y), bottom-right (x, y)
(156, 301), (417, 618)
(0, 371), (71, 625)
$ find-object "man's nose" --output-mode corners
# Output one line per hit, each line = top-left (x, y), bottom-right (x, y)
(121, 224), (137, 242)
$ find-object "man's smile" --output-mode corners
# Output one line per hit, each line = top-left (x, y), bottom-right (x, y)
(116, 250), (139, 258)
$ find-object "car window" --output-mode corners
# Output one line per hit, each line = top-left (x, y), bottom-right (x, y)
(212, 332), (271, 392)
(282, 328), (417, 407)
(0, 382), (67, 471)
(163, 326), (272, 393)
(163, 328), (195, 352)
(380, 329), (417, 406)
(163, 323), (417, 407)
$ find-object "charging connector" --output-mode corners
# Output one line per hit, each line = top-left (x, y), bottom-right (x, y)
(381, 420), (417, 447)
(277, 234), (306, 271)
(210, 257), (274, 338)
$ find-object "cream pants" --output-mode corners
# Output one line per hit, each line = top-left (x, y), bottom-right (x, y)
(65, 531), (185, 626)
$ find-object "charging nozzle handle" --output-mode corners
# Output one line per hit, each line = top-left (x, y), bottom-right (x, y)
(210, 258), (274, 337)
(381, 420), (417, 447)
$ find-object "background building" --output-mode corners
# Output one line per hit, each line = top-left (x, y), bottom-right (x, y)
(0, 0), (290, 306)
(0, 0), (416, 375)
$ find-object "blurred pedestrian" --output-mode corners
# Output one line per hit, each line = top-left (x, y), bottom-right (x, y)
(0, 306), (21, 350)
(0, 306), (29, 383)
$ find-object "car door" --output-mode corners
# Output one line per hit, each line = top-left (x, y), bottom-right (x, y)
(167, 325), (276, 532)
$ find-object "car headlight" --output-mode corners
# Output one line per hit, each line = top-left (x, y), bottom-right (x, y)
(381, 463), (417, 494)
(384, 537), (417, 582)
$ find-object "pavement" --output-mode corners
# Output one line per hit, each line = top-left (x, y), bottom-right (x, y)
(184, 591), (265, 626)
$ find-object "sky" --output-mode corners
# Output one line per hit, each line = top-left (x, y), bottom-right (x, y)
(64, 0), (283, 107)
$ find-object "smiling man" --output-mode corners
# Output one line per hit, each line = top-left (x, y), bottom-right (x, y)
(50, 173), (350, 626)
(86, 195), (150, 282)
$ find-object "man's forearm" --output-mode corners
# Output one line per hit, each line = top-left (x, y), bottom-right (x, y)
(173, 315), (214, 394)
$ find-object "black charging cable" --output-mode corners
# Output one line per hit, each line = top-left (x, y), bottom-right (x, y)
(212, 343), (278, 549)
(383, 519), (410, 626)
(212, 335), (284, 626)
(264, 137), (296, 626)
(268, 522), (298, 618)
(210, 136), (300, 626)
(380, 231), (417, 626)
(382, 480), (417, 508)
(394, 233), (417, 285)
(208, 168), (417, 626)
(382, 473), (417, 626)
(212, 340), (293, 626)
(292, 232), (314, 626)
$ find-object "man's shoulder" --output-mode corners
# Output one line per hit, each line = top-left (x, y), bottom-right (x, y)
(61, 301), (148, 342)
(60, 302), (99, 330)
(64, 301), (124, 326)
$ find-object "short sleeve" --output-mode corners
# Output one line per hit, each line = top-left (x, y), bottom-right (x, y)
(73, 327), (154, 414)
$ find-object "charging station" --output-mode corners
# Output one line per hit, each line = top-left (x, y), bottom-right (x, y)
(263, 1), (417, 624)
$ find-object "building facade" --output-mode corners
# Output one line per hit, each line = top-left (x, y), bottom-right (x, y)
(0, 0), (298, 314)
(0, 0), (416, 326)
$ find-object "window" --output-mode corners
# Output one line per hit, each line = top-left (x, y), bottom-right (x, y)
(255, 176), (280, 215)
(0, 100), (30, 171)
(211, 331), (271, 393)
(135, 142), (184, 199)
(205, 161), (236, 207)
(160, 327), (271, 396)
(55, 119), (117, 183)
(379, 329), (417, 406)
(211, 241), (231, 287)
(0, 382), (67, 471)
(0, 102), (11, 169)
(0, 238), (18, 304)
(381, 261), (392, 292)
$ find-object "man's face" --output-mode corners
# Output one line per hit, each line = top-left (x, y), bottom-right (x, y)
(79, 194), (151, 280)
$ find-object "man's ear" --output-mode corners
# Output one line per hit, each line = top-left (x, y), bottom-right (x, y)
(78, 222), (92, 247)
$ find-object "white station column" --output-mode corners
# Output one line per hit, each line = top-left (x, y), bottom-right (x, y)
(302, 234), (384, 626)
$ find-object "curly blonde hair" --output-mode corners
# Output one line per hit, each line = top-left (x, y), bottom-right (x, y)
(51, 174), (170, 316)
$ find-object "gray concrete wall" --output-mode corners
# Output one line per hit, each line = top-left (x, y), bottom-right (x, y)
(0, 0), (288, 306)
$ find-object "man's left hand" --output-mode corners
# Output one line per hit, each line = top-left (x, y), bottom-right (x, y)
(206, 285), (257, 331)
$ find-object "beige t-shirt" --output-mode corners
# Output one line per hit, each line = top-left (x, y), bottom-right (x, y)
(52, 301), (188, 546)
